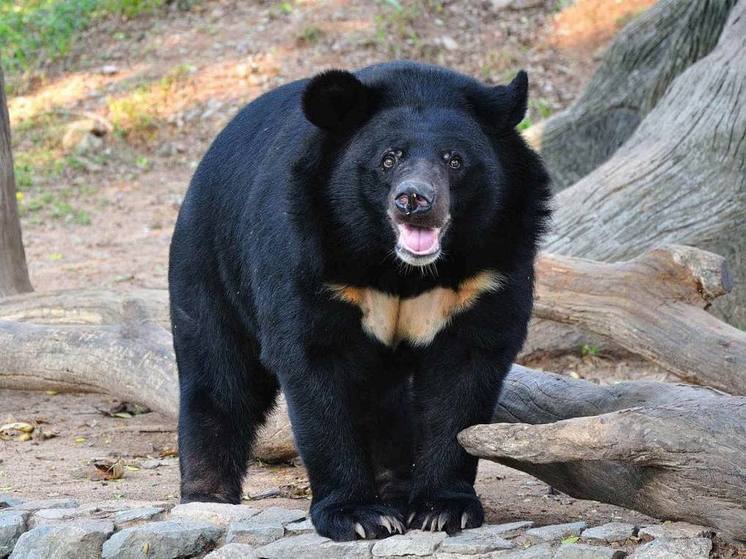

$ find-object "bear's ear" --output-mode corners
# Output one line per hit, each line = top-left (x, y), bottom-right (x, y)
(473, 70), (529, 131)
(302, 70), (371, 132)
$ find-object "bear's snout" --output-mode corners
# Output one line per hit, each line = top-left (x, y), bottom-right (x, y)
(393, 181), (435, 215)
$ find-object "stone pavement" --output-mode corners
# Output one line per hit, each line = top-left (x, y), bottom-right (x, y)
(0, 497), (719, 558)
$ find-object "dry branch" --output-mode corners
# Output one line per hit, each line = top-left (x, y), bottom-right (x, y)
(460, 365), (746, 542)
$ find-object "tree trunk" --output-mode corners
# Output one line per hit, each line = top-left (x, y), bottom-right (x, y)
(533, 0), (736, 191)
(459, 365), (746, 542)
(0, 64), (32, 297)
(545, 0), (746, 328)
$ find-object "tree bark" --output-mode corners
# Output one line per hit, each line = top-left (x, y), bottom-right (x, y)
(460, 365), (746, 542)
(534, 245), (746, 395)
(0, 64), (32, 297)
(545, 0), (746, 328)
(534, 0), (736, 191)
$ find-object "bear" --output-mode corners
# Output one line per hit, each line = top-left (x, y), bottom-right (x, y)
(169, 60), (551, 542)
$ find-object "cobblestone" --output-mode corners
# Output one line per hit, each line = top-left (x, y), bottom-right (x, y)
(10, 520), (113, 559)
(524, 521), (587, 543)
(0, 497), (722, 559)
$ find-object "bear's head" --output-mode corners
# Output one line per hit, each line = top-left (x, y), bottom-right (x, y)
(299, 62), (550, 280)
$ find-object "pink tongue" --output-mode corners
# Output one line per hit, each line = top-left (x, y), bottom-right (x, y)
(400, 225), (438, 254)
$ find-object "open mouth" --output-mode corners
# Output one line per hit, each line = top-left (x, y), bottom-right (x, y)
(395, 223), (443, 266)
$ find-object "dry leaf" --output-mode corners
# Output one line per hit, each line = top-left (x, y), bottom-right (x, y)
(0, 422), (35, 441)
(89, 459), (125, 481)
(1, 422), (34, 433)
(98, 402), (151, 418)
(158, 447), (178, 458)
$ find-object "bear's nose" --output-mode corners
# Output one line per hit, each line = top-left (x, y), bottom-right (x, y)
(393, 181), (435, 215)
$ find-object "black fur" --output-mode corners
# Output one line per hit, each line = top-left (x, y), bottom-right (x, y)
(169, 61), (551, 541)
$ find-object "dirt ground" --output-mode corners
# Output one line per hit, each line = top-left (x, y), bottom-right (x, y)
(0, 386), (656, 529)
(4, 0), (716, 545)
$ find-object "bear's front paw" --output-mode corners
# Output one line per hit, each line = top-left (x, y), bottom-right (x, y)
(407, 492), (484, 534)
(311, 502), (406, 541)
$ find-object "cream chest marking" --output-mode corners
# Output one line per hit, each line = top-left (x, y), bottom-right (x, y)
(327, 270), (505, 347)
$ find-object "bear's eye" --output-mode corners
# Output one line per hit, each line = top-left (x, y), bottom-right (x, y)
(382, 152), (399, 169)
(448, 155), (463, 170)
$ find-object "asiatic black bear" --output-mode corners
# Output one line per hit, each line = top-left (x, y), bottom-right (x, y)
(169, 61), (551, 541)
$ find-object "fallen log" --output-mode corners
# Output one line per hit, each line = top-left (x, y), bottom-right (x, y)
(0, 303), (296, 463)
(535, 245), (746, 395)
(2, 245), (741, 394)
(459, 365), (746, 542)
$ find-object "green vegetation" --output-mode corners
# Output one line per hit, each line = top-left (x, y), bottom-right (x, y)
(298, 25), (324, 45)
(374, 1), (421, 56)
(107, 63), (193, 142)
(0, 0), (175, 80)
(518, 98), (555, 131)
(581, 344), (601, 358)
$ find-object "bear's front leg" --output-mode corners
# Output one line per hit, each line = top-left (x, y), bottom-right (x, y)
(408, 348), (509, 534)
(280, 355), (406, 541)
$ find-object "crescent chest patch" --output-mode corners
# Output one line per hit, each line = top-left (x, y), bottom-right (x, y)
(327, 270), (505, 347)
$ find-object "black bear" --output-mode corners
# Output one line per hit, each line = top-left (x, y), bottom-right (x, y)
(169, 61), (550, 542)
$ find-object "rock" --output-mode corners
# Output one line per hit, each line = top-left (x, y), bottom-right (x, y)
(140, 459), (162, 470)
(30, 507), (90, 527)
(554, 543), (626, 559)
(581, 523), (636, 544)
(8, 498), (79, 512)
(638, 522), (714, 540)
(465, 520), (534, 539)
(441, 36), (459, 51)
(113, 506), (165, 528)
(0, 496), (21, 509)
(76, 133), (105, 155)
(372, 530), (447, 556)
(0, 511), (28, 557)
(285, 518), (314, 534)
(227, 520), (284, 546)
(10, 520), (113, 559)
(102, 520), (222, 559)
(169, 502), (259, 528)
(255, 532), (373, 559)
(629, 537), (712, 558)
(250, 507), (306, 525)
(101, 65), (119, 76)
(438, 527), (514, 554)
(492, 543), (555, 559)
(205, 543), (258, 558)
(525, 521), (587, 543)
(62, 120), (108, 153)
(490, 0), (544, 10)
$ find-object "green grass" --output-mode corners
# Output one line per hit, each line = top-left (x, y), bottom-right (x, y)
(0, 0), (174, 81)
